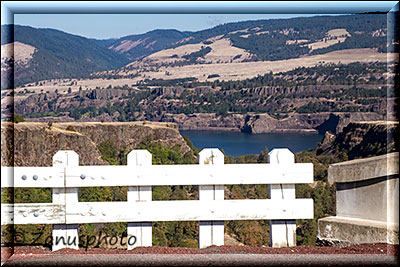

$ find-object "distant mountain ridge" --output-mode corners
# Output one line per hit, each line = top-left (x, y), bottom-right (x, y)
(103, 14), (387, 62)
(1, 14), (389, 88)
(1, 25), (130, 88)
(100, 29), (193, 61)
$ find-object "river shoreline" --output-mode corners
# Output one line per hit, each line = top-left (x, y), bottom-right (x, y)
(180, 130), (324, 156)
(179, 128), (320, 134)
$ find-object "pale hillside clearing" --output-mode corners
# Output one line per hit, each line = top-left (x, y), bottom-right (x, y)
(327, 28), (351, 37)
(372, 29), (386, 37)
(143, 42), (203, 64)
(203, 39), (252, 63)
(240, 31), (272, 38)
(303, 28), (351, 51)
(203, 34), (224, 43)
(255, 31), (271, 35)
(142, 38), (251, 64)
(1, 41), (37, 65)
(135, 48), (390, 82)
(228, 29), (249, 35)
(286, 39), (309, 45)
(15, 48), (393, 92)
(306, 37), (347, 51)
(175, 36), (194, 44)
(279, 28), (299, 35)
(109, 38), (149, 53)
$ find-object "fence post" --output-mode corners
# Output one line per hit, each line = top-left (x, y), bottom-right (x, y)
(268, 148), (296, 247)
(52, 150), (79, 251)
(198, 148), (224, 248)
(127, 150), (152, 249)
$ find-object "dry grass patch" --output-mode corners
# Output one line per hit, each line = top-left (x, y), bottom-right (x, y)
(305, 28), (351, 52)
(143, 38), (251, 64)
(286, 39), (309, 45)
(13, 49), (393, 90)
(327, 28), (351, 37)
(110, 39), (148, 53)
(137, 48), (390, 82)
(1, 41), (37, 65)
(306, 37), (347, 51)
(203, 39), (251, 63)
(228, 28), (249, 35)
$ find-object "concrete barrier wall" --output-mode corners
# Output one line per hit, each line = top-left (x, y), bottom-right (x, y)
(318, 152), (399, 245)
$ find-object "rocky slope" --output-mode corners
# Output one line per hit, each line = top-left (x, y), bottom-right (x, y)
(1, 122), (191, 167)
(316, 121), (398, 160)
(161, 112), (386, 134)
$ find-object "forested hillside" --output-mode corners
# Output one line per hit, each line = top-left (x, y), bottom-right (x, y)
(228, 14), (387, 60)
(1, 13), (391, 89)
(102, 29), (192, 61)
(1, 25), (130, 87)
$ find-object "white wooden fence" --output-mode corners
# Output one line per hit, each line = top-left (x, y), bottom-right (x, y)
(1, 148), (313, 250)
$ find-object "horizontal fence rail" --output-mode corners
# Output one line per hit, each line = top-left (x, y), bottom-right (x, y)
(2, 164), (313, 187)
(3, 199), (313, 225)
(1, 148), (314, 250)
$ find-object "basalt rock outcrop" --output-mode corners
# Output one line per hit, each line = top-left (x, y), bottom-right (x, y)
(161, 113), (245, 132)
(242, 113), (329, 134)
(1, 121), (191, 167)
(243, 112), (386, 134)
(316, 121), (398, 160)
(160, 112), (387, 134)
(315, 112), (386, 134)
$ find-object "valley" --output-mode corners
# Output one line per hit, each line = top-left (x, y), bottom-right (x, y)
(1, 13), (397, 136)
(3, 61), (395, 134)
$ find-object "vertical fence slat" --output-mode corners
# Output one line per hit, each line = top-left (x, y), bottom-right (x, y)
(127, 150), (152, 249)
(268, 148), (296, 247)
(52, 151), (79, 251)
(198, 148), (224, 248)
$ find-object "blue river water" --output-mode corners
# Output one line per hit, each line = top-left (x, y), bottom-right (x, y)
(180, 130), (324, 157)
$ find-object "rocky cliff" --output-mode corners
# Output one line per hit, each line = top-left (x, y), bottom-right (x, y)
(161, 113), (245, 132)
(243, 112), (386, 134)
(242, 113), (329, 134)
(316, 121), (398, 160)
(161, 112), (386, 134)
(1, 121), (191, 167)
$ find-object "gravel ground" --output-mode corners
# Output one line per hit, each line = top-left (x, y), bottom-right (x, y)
(1, 254), (398, 267)
(1, 243), (398, 262)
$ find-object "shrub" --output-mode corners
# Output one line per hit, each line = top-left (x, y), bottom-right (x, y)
(66, 125), (76, 132)
(13, 114), (25, 123)
(98, 140), (120, 165)
(207, 74), (220, 79)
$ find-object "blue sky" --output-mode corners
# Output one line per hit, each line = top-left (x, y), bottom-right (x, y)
(7, 1), (398, 40)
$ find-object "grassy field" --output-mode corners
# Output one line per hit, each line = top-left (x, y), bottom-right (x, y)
(11, 48), (394, 97)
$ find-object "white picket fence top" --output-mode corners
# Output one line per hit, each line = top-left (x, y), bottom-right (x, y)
(1, 148), (314, 250)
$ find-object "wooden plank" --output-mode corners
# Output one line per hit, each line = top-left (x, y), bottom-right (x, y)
(65, 199), (313, 224)
(65, 163), (313, 187)
(1, 166), (64, 188)
(268, 149), (297, 248)
(127, 150), (153, 249)
(1, 203), (65, 225)
(1, 167), (13, 188)
(2, 199), (314, 225)
(52, 150), (79, 251)
(199, 148), (225, 248)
